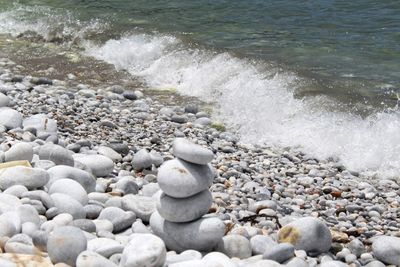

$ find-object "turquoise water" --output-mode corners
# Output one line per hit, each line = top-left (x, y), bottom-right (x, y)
(1, 0), (400, 177)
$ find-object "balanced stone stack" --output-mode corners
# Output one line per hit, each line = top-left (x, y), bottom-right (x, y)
(150, 138), (225, 253)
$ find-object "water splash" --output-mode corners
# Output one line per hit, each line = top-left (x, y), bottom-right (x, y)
(87, 33), (400, 179)
(0, 4), (107, 44)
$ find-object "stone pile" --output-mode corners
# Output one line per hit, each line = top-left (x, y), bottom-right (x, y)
(150, 138), (225, 252)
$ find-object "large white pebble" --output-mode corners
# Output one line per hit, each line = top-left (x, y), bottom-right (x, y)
(51, 193), (86, 219)
(47, 226), (87, 266)
(372, 235), (400, 265)
(0, 92), (10, 107)
(49, 179), (88, 205)
(150, 212), (224, 253)
(47, 165), (96, 193)
(157, 159), (214, 198)
(39, 143), (74, 166)
(156, 189), (212, 222)
(277, 217), (331, 255)
(0, 108), (22, 129)
(75, 154), (114, 177)
(4, 142), (33, 162)
(172, 138), (213, 164)
(120, 233), (166, 267)
(0, 166), (49, 190)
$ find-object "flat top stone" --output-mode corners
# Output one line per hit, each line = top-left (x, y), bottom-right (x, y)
(172, 138), (213, 165)
(157, 158), (214, 198)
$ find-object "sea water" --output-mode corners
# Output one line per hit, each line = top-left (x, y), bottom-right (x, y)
(0, 0), (399, 178)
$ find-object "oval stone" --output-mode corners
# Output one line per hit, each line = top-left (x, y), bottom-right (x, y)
(172, 138), (214, 165)
(87, 238), (124, 258)
(150, 212), (225, 253)
(4, 143), (33, 162)
(157, 159), (214, 198)
(75, 155), (114, 177)
(0, 92), (10, 107)
(132, 149), (152, 171)
(121, 195), (156, 223)
(47, 165), (96, 193)
(277, 217), (331, 255)
(0, 166), (49, 190)
(216, 235), (252, 259)
(120, 234), (166, 267)
(23, 114), (57, 135)
(156, 190), (212, 222)
(51, 193), (86, 219)
(0, 108), (23, 130)
(47, 226), (87, 266)
(372, 236), (400, 265)
(49, 179), (89, 205)
(39, 144), (74, 166)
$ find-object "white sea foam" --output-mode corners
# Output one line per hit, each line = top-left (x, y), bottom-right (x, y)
(0, 4), (106, 43)
(86, 33), (400, 179)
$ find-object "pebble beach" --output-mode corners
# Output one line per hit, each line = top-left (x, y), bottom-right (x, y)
(0, 34), (399, 267)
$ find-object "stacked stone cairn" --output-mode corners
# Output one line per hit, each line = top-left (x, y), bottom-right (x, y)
(150, 138), (225, 253)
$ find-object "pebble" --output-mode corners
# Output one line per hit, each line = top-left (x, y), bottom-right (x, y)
(122, 195), (156, 222)
(75, 154), (114, 177)
(76, 251), (118, 267)
(277, 217), (332, 255)
(157, 158), (214, 198)
(263, 243), (295, 263)
(319, 261), (348, 267)
(132, 149), (153, 170)
(250, 235), (278, 255)
(49, 178), (89, 205)
(216, 234), (252, 259)
(0, 108), (22, 129)
(4, 142), (33, 162)
(47, 165), (96, 193)
(114, 177), (139, 195)
(120, 234), (166, 267)
(150, 212), (225, 253)
(172, 138), (214, 165)
(156, 189), (212, 223)
(39, 144), (74, 166)
(0, 166), (49, 190)
(87, 238), (124, 258)
(0, 92), (10, 107)
(47, 226), (87, 266)
(51, 193), (86, 219)
(364, 261), (386, 267)
(69, 219), (96, 233)
(371, 235), (400, 265)
(98, 146), (122, 162)
(122, 91), (137, 100)
(23, 114), (57, 137)
(97, 207), (136, 233)
(348, 238), (364, 257)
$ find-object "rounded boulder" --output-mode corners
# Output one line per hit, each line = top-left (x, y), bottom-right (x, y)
(277, 217), (331, 255)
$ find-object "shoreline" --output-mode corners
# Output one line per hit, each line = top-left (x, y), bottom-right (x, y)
(0, 34), (399, 266)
